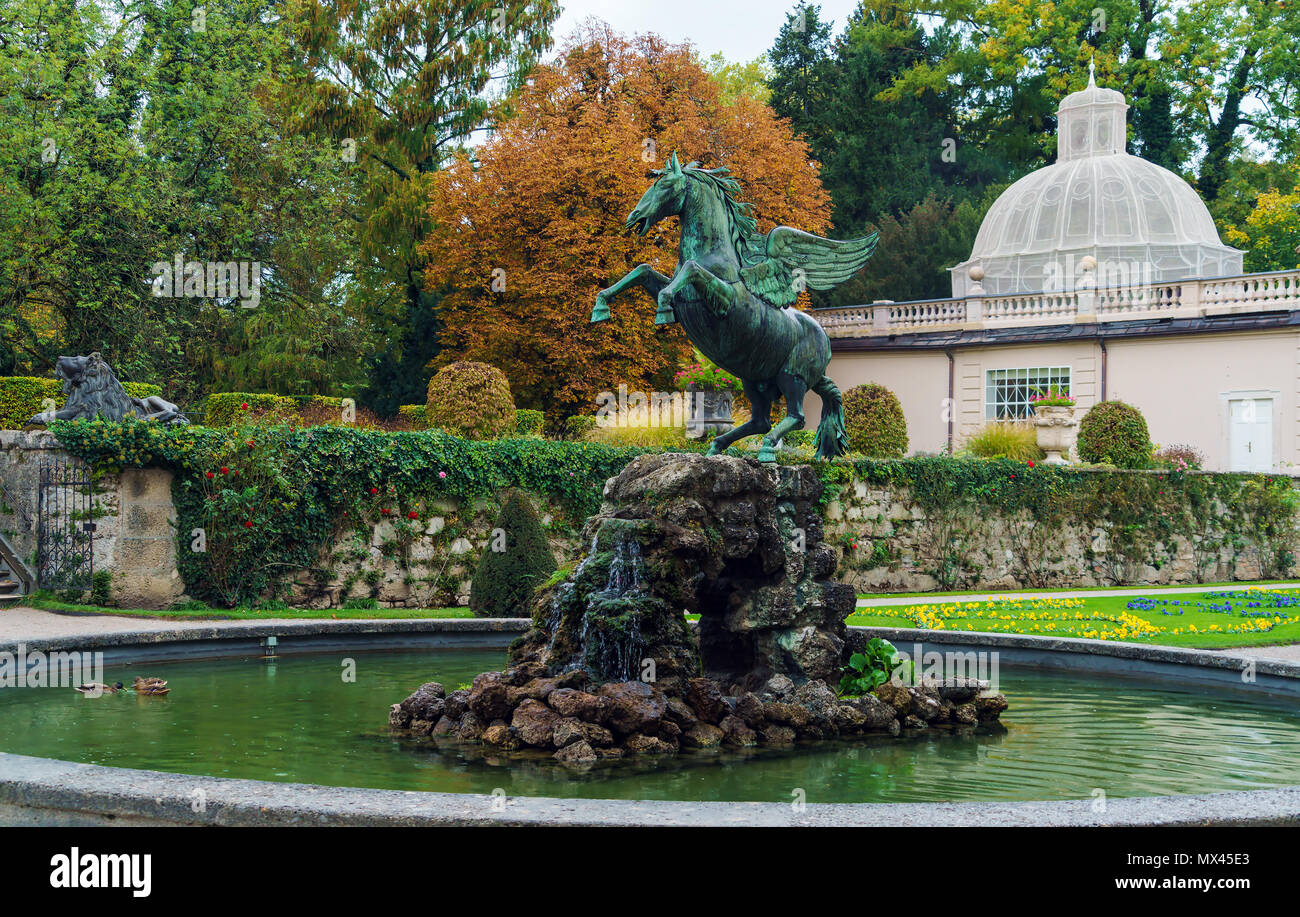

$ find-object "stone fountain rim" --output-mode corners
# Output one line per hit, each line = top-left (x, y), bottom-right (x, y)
(1, 619), (1299, 826)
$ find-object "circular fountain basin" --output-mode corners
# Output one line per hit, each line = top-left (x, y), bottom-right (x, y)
(1, 622), (1299, 826)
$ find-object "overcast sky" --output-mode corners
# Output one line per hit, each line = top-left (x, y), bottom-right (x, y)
(552, 0), (865, 62)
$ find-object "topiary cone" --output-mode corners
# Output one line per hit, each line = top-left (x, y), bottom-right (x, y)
(469, 490), (558, 618)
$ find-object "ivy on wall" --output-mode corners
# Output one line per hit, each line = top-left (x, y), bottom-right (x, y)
(47, 422), (1300, 604)
(817, 456), (1300, 589)
(52, 418), (650, 606)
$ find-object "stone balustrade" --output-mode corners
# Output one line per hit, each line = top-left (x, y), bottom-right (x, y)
(813, 268), (1300, 338)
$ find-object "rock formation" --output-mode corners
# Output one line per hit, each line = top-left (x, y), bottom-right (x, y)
(390, 453), (1007, 766)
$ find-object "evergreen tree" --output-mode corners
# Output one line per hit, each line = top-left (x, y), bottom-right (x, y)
(767, 3), (838, 156)
(469, 490), (557, 618)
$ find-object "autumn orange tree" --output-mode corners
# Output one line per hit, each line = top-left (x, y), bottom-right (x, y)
(420, 23), (831, 423)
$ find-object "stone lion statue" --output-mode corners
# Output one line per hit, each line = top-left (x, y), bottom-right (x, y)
(26, 353), (188, 426)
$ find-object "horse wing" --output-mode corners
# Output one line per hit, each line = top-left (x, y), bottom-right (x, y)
(739, 257), (797, 308)
(764, 226), (879, 291)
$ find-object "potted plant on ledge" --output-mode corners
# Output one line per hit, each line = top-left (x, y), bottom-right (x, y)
(1030, 387), (1078, 464)
(674, 351), (741, 438)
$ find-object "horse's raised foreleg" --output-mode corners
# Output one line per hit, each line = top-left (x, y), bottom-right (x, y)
(706, 379), (773, 456)
(591, 264), (672, 323)
(757, 372), (809, 463)
(658, 260), (736, 325)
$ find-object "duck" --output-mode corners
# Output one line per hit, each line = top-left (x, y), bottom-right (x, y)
(75, 681), (124, 695)
(132, 676), (170, 696)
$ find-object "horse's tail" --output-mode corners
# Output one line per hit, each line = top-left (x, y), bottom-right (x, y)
(812, 376), (848, 460)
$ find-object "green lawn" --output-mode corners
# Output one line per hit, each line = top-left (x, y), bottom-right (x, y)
(19, 594), (475, 621)
(20, 587), (1300, 650)
(849, 586), (1300, 649)
(855, 579), (1300, 600)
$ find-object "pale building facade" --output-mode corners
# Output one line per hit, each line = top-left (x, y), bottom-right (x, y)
(812, 71), (1298, 473)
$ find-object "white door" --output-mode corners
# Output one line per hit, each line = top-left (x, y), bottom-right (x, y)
(1228, 398), (1273, 472)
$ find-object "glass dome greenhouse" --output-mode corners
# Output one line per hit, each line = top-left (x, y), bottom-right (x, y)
(949, 69), (1243, 298)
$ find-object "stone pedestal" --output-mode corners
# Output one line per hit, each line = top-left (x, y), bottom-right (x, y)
(508, 453), (854, 691)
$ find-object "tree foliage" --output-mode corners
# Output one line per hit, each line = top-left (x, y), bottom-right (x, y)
(421, 24), (831, 422)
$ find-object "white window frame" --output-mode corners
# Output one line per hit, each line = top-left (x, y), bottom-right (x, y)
(985, 366), (1072, 421)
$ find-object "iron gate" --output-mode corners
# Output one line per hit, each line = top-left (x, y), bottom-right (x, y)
(36, 457), (94, 591)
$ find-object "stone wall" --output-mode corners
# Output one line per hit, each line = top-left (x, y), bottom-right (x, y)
(3, 433), (1296, 608)
(0, 431), (583, 609)
(0, 431), (185, 608)
(283, 498), (583, 610)
(823, 474), (1300, 593)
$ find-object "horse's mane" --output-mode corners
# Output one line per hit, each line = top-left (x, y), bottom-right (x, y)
(681, 165), (763, 264)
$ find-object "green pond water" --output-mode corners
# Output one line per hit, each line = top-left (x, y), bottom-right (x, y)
(2, 648), (1299, 804)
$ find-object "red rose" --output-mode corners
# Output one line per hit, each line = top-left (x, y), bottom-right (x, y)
(205, 471), (214, 479)
(220, 466), (229, 475)
(369, 487), (378, 495)
(1028, 461), (1035, 468)
(381, 508), (391, 516)
(407, 510), (418, 519)
(243, 520), (253, 528)
(246, 440), (254, 447)
(240, 403), (249, 410)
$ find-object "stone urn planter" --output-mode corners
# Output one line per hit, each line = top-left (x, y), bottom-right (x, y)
(685, 384), (734, 437)
(1033, 404), (1078, 464)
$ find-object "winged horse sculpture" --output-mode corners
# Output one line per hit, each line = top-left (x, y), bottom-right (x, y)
(591, 152), (878, 462)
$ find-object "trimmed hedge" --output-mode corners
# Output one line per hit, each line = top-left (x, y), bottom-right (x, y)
(398, 404), (429, 429)
(843, 383), (908, 458)
(1077, 400), (1153, 468)
(426, 361), (516, 439)
(0, 376), (163, 429)
(563, 415), (598, 440)
(202, 393), (345, 427)
(514, 409), (545, 436)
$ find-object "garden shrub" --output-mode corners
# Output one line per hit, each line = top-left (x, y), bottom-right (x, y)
(203, 393), (352, 427)
(963, 422), (1044, 462)
(1077, 400), (1153, 468)
(843, 383), (908, 458)
(563, 415), (598, 440)
(783, 429), (815, 448)
(397, 404), (429, 429)
(1153, 443), (1204, 471)
(426, 361), (516, 439)
(0, 376), (162, 428)
(589, 423), (712, 451)
(514, 409), (545, 436)
(203, 393), (299, 427)
(469, 490), (557, 617)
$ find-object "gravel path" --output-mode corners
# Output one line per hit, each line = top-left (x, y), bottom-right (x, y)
(0, 607), (336, 642)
